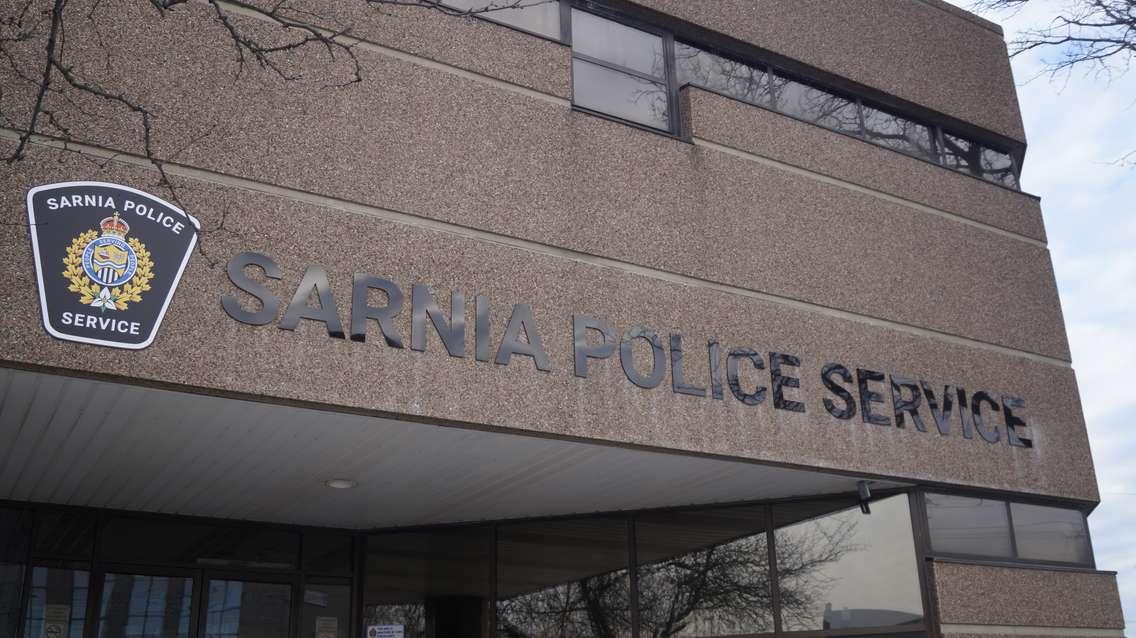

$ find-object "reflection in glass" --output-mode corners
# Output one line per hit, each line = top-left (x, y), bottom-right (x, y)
(674, 43), (771, 107)
(940, 133), (979, 174)
(978, 147), (1018, 189)
(571, 10), (664, 78)
(771, 75), (860, 135)
(364, 527), (492, 638)
(98, 574), (193, 638)
(862, 104), (936, 160)
(925, 493), (1013, 558)
(497, 517), (630, 637)
(1011, 503), (1091, 564)
(572, 59), (668, 130)
(24, 567), (89, 638)
(441, 0), (561, 40)
(0, 509), (30, 638)
(636, 506), (772, 637)
(301, 585), (351, 638)
(35, 509), (98, 559)
(204, 580), (291, 638)
(775, 495), (923, 631)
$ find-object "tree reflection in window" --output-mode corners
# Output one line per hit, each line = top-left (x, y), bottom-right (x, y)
(636, 507), (773, 637)
(862, 104), (936, 161)
(942, 134), (1018, 189)
(770, 74), (861, 135)
(496, 518), (631, 638)
(675, 43), (771, 107)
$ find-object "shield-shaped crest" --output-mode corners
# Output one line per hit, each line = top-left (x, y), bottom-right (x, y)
(26, 181), (200, 349)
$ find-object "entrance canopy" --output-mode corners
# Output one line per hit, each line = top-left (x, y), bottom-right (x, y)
(0, 367), (905, 529)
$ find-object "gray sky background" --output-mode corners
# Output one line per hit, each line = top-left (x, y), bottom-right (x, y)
(945, 0), (1136, 624)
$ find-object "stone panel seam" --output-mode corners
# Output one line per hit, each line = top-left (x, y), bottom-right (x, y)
(691, 137), (1048, 249)
(2, 128), (1073, 369)
(214, 0), (572, 105)
(940, 624), (1125, 637)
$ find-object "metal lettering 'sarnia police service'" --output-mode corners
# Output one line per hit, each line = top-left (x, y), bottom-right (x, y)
(26, 181), (200, 349)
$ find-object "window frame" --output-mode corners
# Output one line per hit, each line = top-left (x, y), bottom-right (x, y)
(917, 489), (1096, 570)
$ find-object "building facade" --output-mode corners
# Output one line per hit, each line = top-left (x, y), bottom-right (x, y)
(0, 0), (1125, 637)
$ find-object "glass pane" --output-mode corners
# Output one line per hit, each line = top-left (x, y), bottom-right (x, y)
(637, 506), (773, 636)
(572, 59), (668, 130)
(675, 43), (771, 107)
(925, 493), (1013, 558)
(497, 516), (630, 637)
(35, 509), (97, 559)
(862, 104), (936, 160)
(101, 517), (299, 569)
(442, 0), (560, 40)
(775, 495), (923, 631)
(940, 133), (980, 174)
(303, 532), (353, 574)
(364, 527), (492, 638)
(979, 147), (1018, 188)
(771, 74), (860, 134)
(98, 573), (194, 638)
(24, 567), (89, 638)
(0, 509), (29, 638)
(205, 580), (292, 638)
(571, 10), (664, 78)
(1011, 503), (1092, 564)
(301, 585), (351, 638)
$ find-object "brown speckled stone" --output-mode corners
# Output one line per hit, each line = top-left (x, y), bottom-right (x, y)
(686, 88), (1046, 242)
(933, 562), (1125, 628)
(627, 0), (1026, 141)
(0, 144), (1100, 502)
(0, 3), (1068, 359)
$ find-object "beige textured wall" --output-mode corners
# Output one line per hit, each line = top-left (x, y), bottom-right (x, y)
(933, 562), (1125, 629)
(629, 0), (1026, 141)
(0, 1), (1096, 502)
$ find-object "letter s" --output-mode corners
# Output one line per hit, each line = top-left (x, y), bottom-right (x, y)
(222, 252), (282, 325)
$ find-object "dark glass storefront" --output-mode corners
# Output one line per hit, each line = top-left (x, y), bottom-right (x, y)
(0, 489), (1092, 637)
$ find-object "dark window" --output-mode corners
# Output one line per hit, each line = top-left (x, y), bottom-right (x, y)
(925, 493), (1013, 558)
(571, 9), (670, 131)
(24, 567), (89, 638)
(771, 74), (861, 135)
(942, 133), (1019, 188)
(204, 579), (292, 638)
(636, 506), (773, 636)
(97, 573), (194, 638)
(0, 509), (30, 638)
(303, 532), (353, 574)
(300, 584), (351, 638)
(441, 0), (561, 40)
(364, 527), (492, 638)
(497, 516), (631, 637)
(940, 133), (978, 174)
(34, 509), (97, 559)
(100, 517), (299, 569)
(862, 104), (937, 161)
(675, 43), (772, 107)
(1011, 503), (1092, 565)
(774, 495), (924, 631)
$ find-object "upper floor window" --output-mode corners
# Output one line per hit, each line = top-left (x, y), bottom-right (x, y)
(570, 9), (669, 130)
(924, 492), (1092, 566)
(442, 0), (562, 40)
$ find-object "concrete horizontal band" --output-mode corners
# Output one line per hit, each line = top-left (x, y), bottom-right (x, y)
(0, 128), (1070, 369)
(941, 624), (1126, 637)
(221, 0), (1042, 249)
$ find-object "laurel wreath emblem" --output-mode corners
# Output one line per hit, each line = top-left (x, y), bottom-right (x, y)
(62, 230), (155, 310)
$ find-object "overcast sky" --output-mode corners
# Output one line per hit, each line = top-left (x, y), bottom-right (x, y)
(944, 0), (1136, 624)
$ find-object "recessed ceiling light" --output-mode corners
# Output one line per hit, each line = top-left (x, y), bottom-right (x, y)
(324, 479), (358, 489)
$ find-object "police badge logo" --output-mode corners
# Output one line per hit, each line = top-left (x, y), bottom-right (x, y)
(27, 181), (200, 349)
